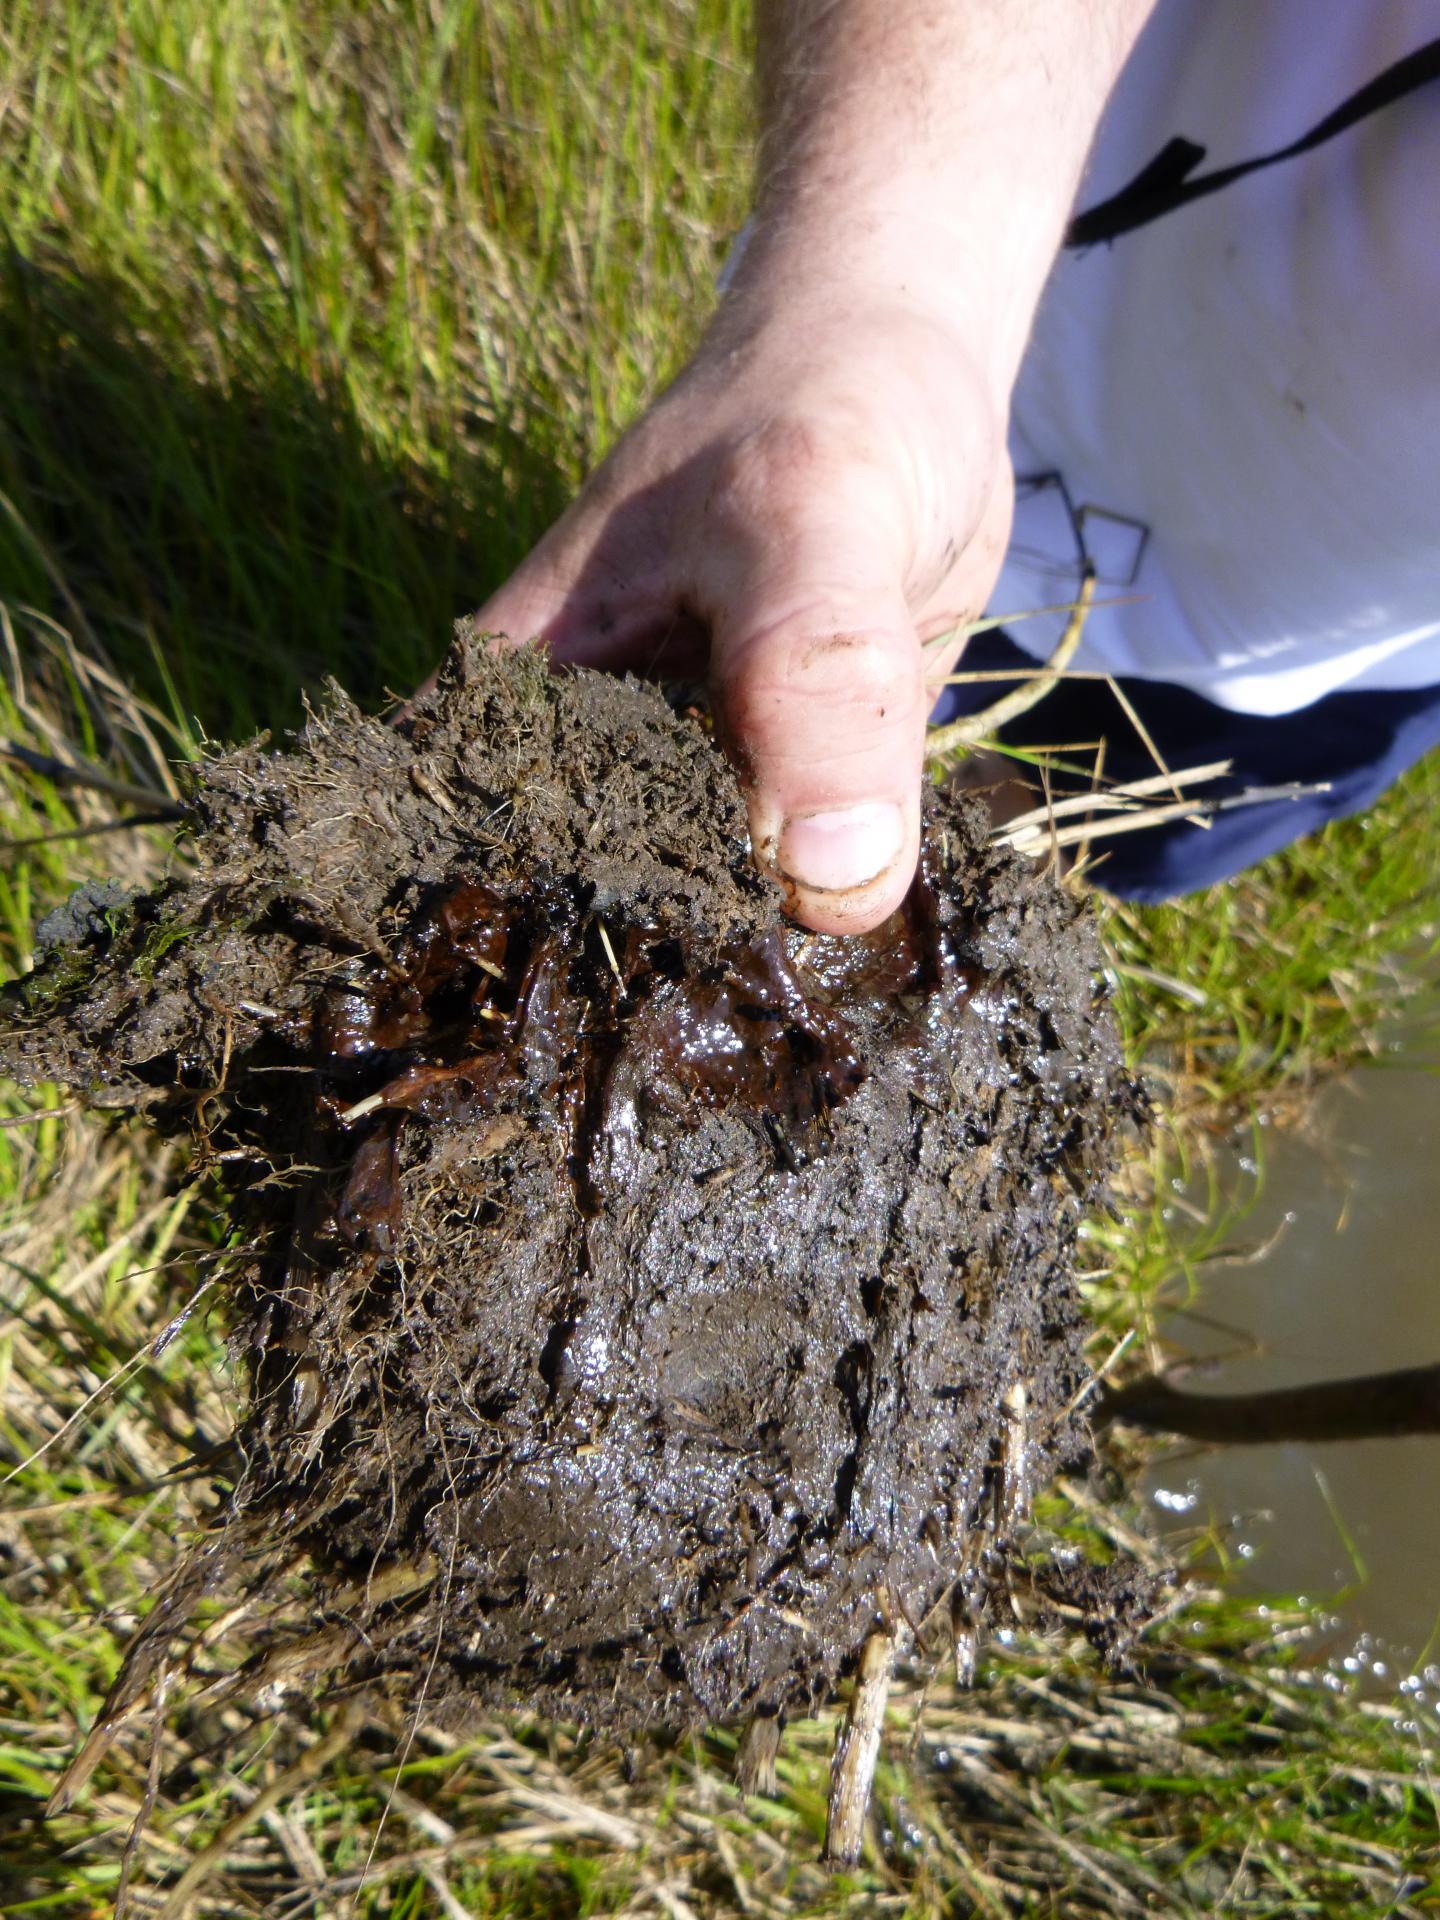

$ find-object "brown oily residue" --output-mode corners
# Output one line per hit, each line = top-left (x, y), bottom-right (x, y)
(316, 843), (973, 1244)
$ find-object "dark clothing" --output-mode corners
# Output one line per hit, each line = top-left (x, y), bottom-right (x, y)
(928, 634), (1440, 903)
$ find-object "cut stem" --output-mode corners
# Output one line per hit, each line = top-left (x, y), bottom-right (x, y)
(824, 1627), (895, 1869)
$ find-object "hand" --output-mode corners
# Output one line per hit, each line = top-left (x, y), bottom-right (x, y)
(471, 296), (1014, 933)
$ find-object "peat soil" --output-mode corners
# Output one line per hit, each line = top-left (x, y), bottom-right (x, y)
(1, 637), (1143, 1734)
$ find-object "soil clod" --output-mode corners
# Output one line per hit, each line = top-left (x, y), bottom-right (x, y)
(2, 635), (1136, 1753)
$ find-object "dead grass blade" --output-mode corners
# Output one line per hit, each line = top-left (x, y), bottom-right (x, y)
(926, 572), (1096, 761)
(154, 1699), (368, 1920)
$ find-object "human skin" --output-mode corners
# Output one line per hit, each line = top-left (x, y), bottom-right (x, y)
(471, 0), (1156, 933)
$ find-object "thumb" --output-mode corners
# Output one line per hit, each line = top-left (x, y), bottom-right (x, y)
(707, 533), (928, 936)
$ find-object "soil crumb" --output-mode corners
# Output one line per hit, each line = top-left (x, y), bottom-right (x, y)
(1, 636), (1137, 1731)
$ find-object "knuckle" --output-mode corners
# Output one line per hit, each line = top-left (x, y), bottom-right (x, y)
(733, 625), (917, 713)
(790, 629), (911, 707)
(704, 415), (848, 529)
(725, 628), (923, 772)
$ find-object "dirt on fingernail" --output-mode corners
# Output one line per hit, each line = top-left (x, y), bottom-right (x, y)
(0, 631), (1148, 1734)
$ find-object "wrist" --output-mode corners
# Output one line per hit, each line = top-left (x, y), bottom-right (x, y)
(713, 203), (1027, 421)
(748, 1), (1157, 398)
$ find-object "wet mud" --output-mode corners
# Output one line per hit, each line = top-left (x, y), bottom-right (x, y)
(2, 636), (1138, 1733)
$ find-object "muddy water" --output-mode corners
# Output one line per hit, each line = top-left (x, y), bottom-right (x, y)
(1140, 1045), (1440, 1676)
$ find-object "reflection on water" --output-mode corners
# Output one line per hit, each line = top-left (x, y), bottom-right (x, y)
(1140, 1056), (1440, 1671)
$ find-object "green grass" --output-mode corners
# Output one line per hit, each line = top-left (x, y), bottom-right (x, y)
(1103, 768), (1440, 1118)
(1, 4), (1438, 1916)
(0, 0), (752, 741)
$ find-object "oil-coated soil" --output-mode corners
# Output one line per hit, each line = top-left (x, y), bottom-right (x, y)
(1, 636), (1137, 1731)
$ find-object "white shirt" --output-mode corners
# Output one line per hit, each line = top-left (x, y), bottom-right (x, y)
(995, 0), (1440, 715)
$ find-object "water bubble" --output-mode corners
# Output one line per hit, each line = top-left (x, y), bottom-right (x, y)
(1152, 1486), (1199, 1513)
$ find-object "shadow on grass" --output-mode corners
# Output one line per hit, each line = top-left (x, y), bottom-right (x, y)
(0, 245), (573, 745)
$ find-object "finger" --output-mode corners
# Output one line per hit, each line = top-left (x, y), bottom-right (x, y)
(915, 458), (1017, 707)
(706, 534), (927, 936)
(470, 551), (577, 656)
(468, 476), (695, 672)
(470, 509), (637, 663)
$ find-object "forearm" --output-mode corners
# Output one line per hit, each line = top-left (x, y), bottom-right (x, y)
(737, 0), (1156, 397)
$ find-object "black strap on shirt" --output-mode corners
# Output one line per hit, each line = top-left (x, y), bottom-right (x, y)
(1067, 35), (1440, 248)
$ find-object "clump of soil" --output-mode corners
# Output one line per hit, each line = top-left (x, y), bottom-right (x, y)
(1, 636), (1137, 1734)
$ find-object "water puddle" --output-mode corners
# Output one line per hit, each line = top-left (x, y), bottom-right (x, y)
(1139, 1049), (1440, 1676)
